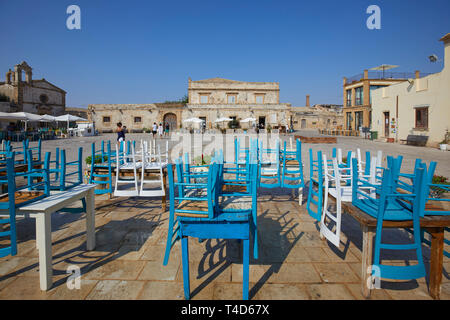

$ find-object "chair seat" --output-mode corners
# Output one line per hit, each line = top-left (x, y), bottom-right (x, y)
(261, 168), (278, 175)
(219, 196), (252, 211)
(356, 197), (414, 220)
(119, 162), (142, 170)
(222, 184), (247, 193)
(328, 187), (352, 202)
(176, 200), (209, 218)
(285, 159), (300, 166)
(143, 162), (167, 170)
(0, 191), (45, 206)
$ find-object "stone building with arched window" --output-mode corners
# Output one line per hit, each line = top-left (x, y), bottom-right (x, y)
(0, 61), (66, 128)
(88, 77), (344, 133)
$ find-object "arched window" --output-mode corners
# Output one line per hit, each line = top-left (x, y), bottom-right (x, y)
(39, 94), (49, 104)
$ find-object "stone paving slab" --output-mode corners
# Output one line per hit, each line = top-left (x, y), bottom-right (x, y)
(0, 192), (448, 300)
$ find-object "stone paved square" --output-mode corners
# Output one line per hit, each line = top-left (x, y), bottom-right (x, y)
(0, 133), (449, 300)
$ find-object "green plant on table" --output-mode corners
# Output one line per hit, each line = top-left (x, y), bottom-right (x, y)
(430, 175), (450, 198)
(85, 155), (109, 165)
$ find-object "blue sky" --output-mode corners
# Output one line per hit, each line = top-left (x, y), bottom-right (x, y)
(1, 0), (449, 108)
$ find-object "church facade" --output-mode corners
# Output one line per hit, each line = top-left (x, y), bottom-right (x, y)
(0, 61), (66, 116)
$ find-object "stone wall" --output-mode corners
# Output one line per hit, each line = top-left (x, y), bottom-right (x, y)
(188, 78), (279, 104)
(88, 104), (185, 133)
(291, 106), (344, 130)
(89, 103), (292, 132)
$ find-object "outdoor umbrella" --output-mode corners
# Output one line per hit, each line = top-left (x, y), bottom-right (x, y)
(55, 114), (88, 131)
(369, 64), (399, 78)
(183, 117), (204, 129)
(239, 117), (256, 123)
(9, 112), (43, 131)
(239, 117), (256, 129)
(215, 117), (232, 129)
(0, 112), (27, 121)
(39, 114), (57, 122)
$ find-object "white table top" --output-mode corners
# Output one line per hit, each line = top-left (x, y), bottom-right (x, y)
(0, 184), (96, 216)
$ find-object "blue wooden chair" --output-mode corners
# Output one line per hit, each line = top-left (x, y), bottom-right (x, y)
(306, 149), (324, 221)
(4, 139), (28, 164)
(45, 147), (83, 191)
(234, 137), (249, 165)
(412, 160), (450, 258)
(89, 141), (114, 195)
(0, 151), (50, 258)
(25, 139), (42, 165)
(258, 139), (281, 188)
(351, 156), (427, 281)
(281, 139), (305, 204)
(164, 150), (258, 300)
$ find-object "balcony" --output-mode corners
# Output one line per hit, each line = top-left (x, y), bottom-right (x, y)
(346, 71), (432, 84)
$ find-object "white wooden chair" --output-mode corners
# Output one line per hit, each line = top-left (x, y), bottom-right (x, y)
(160, 140), (169, 165)
(114, 142), (141, 197)
(356, 148), (382, 177)
(139, 143), (166, 197)
(320, 154), (353, 248)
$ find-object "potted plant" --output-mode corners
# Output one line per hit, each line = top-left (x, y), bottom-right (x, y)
(439, 130), (449, 151)
(85, 155), (108, 167)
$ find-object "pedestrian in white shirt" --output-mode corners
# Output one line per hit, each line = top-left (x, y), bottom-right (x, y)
(158, 123), (163, 138)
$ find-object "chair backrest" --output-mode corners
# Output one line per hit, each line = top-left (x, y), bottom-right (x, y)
(59, 147), (83, 190)
(27, 139), (42, 163)
(116, 141), (137, 167)
(171, 159), (219, 220)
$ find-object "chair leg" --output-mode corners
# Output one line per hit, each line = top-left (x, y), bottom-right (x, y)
(81, 198), (87, 213)
(251, 220), (258, 260)
(181, 236), (190, 300)
(243, 238), (249, 300)
(163, 220), (175, 266)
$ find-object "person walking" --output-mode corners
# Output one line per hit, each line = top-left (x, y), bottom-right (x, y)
(158, 123), (163, 138)
(164, 122), (170, 137)
(117, 122), (125, 144)
(152, 122), (157, 138)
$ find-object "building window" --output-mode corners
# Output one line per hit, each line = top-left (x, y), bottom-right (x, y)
(227, 94), (237, 104)
(255, 94), (264, 104)
(355, 87), (363, 106)
(355, 111), (363, 130)
(39, 94), (49, 104)
(346, 112), (352, 130)
(415, 107), (428, 129)
(200, 94), (209, 104)
(103, 116), (111, 123)
(134, 117), (142, 123)
(346, 89), (352, 106)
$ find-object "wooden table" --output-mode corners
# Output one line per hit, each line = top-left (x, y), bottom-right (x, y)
(0, 184), (96, 291)
(332, 196), (450, 299)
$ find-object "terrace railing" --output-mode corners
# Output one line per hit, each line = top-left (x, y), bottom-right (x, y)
(346, 71), (433, 83)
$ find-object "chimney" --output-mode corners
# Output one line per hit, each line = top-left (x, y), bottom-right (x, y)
(364, 69), (369, 79)
(440, 33), (450, 73)
(306, 95), (310, 107)
(415, 70), (420, 79)
(5, 69), (11, 84)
